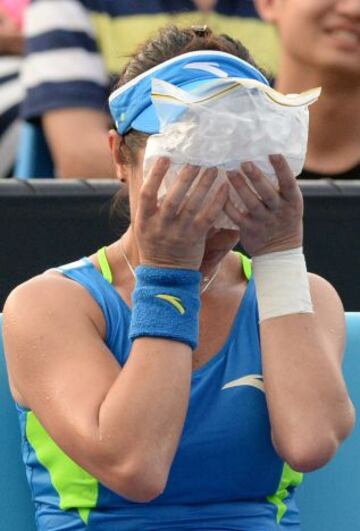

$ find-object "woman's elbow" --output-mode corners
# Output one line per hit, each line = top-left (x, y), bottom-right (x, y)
(336, 399), (356, 442)
(283, 439), (338, 473)
(275, 401), (355, 473)
(276, 428), (349, 473)
(103, 459), (168, 503)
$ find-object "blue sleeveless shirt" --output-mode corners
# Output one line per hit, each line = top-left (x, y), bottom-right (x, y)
(16, 255), (302, 530)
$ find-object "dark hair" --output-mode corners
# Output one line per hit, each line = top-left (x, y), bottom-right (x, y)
(111, 25), (269, 222)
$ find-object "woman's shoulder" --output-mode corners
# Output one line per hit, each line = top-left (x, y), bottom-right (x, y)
(308, 272), (343, 310)
(2, 271), (111, 410)
(3, 269), (106, 342)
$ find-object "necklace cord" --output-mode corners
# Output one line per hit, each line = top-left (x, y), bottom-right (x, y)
(119, 241), (220, 294)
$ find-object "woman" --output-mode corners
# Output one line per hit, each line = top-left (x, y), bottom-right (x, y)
(3, 26), (354, 530)
(255, 0), (360, 180)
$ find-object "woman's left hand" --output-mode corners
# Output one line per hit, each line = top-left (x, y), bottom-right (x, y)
(224, 154), (303, 257)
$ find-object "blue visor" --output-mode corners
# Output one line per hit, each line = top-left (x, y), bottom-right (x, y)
(109, 50), (269, 135)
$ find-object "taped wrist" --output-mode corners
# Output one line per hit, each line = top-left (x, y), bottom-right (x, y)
(129, 266), (201, 350)
(252, 247), (314, 322)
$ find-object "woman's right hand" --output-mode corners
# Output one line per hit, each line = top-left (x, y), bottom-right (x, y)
(134, 158), (228, 271)
(224, 155), (303, 257)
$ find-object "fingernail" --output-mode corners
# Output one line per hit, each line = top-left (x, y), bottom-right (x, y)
(241, 162), (254, 174)
(185, 164), (200, 175)
(269, 154), (282, 165)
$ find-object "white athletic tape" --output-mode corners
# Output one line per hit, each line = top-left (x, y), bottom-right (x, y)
(252, 247), (314, 322)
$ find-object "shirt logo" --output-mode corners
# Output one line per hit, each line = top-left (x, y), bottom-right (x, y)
(155, 294), (186, 315)
(222, 374), (264, 393)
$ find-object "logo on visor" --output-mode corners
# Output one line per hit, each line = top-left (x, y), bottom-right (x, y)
(184, 62), (229, 78)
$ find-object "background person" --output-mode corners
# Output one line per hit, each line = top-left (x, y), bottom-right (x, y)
(3, 26), (354, 531)
(255, 0), (360, 179)
(0, 2), (27, 178)
(21, 0), (278, 179)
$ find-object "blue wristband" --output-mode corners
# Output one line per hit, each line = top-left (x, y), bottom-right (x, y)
(129, 266), (201, 350)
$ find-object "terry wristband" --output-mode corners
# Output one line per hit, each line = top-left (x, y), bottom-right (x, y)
(252, 247), (314, 322)
(129, 265), (201, 350)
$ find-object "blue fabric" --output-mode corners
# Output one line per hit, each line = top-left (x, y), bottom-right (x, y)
(109, 50), (269, 134)
(130, 265), (201, 349)
(14, 122), (54, 179)
(28, 30), (98, 54)
(21, 81), (107, 124)
(80, 0), (259, 17)
(14, 256), (300, 529)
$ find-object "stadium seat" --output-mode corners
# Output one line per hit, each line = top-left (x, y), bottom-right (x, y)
(296, 311), (360, 530)
(14, 122), (54, 179)
(0, 314), (36, 530)
(0, 313), (359, 530)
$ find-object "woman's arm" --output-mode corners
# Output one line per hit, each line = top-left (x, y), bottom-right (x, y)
(261, 274), (354, 472)
(224, 155), (355, 471)
(3, 274), (192, 502)
(3, 161), (229, 502)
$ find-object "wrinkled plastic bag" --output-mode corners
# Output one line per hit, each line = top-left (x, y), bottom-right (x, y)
(143, 77), (321, 229)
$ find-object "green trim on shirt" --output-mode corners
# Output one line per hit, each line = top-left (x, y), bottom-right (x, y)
(26, 412), (99, 524)
(267, 463), (303, 523)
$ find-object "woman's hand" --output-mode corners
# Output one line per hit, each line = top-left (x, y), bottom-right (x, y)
(134, 158), (229, 270)
(224, 155), (303, 257)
